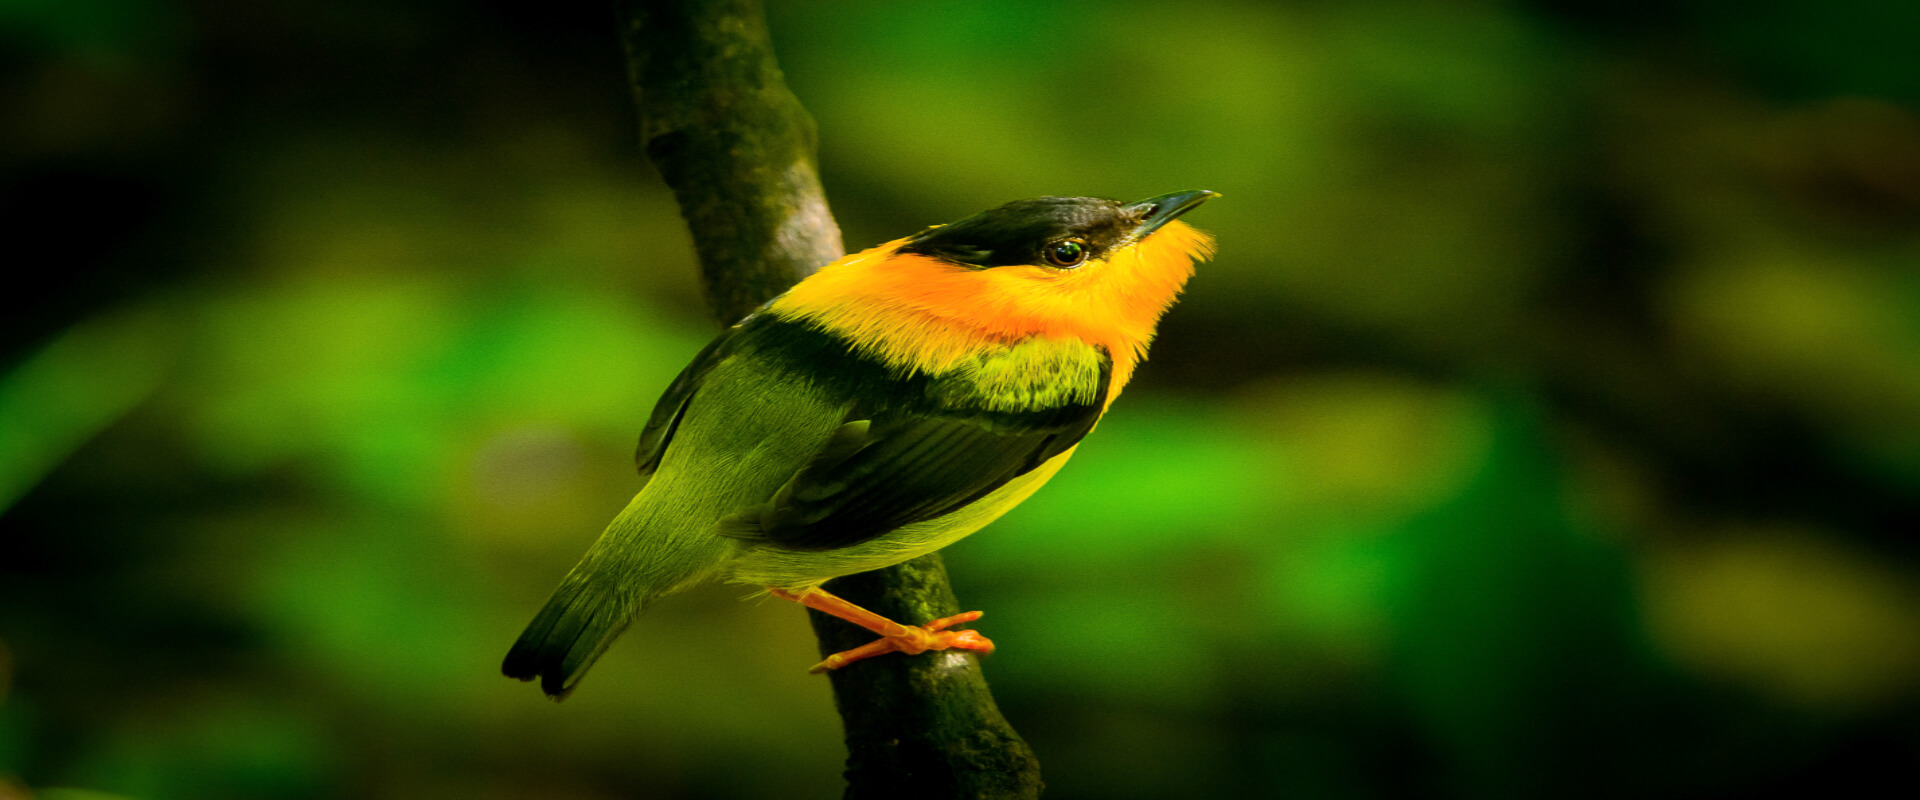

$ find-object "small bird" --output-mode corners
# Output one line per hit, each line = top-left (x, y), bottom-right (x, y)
(503, 190), (1217, 698)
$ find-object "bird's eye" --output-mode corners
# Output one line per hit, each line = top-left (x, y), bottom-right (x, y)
(1044, 239), (1088, 268)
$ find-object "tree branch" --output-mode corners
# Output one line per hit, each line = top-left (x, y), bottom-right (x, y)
(618, 0), (842, 324)
(615, 1), (1043, 796)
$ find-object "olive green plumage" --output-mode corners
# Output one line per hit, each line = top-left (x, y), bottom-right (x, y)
(503, 311), (1110, 697)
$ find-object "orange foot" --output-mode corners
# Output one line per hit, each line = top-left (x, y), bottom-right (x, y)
(769, 586), (996, 674)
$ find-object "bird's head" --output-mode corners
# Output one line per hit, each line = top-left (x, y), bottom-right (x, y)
(898, 190), (1217, 274)
(772, 191), (1217, 372)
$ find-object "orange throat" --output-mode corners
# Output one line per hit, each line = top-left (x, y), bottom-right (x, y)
(769, 220), (1214, 395)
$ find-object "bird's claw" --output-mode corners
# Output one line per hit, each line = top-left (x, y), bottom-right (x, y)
(807, 611), (995, 674)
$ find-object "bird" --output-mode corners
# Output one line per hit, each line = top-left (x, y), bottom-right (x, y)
(503, 190), (1217, 698)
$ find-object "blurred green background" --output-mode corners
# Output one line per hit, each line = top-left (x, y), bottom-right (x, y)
(4, 0), (1919, 797)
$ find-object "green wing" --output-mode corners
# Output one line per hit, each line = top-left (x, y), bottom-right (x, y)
(726, 349), (1113, 552)
(640, 313), (1112, 552)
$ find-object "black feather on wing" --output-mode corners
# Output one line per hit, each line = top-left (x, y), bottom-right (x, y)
(738, 357), (1112, 552)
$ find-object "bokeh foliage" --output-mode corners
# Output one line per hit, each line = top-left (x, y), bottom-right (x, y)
(4, 0), (1918, 798)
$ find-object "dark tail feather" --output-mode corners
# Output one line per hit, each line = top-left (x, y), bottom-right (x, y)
(502, 574), (637, 700)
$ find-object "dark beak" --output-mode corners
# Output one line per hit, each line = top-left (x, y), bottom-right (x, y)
(1125, 190), (1219, 241)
